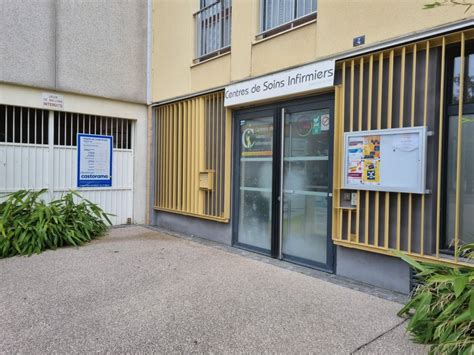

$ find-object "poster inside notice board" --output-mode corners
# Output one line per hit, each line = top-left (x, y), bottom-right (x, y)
(77, 134), (113, 188)
(342, 126), (428, 194)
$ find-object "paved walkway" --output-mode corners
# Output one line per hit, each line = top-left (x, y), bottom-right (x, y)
(0, 226), (424, 353)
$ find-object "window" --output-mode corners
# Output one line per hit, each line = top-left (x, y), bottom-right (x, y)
(194, 0), (232, 61)
(0, 105), (49, 144)
(260, 0), (317, 36)
(53, 112), (133, 149)
(443, 40), (474, 249)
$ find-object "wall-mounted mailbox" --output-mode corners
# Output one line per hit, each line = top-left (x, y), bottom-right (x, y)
(199, 170), (215, 191)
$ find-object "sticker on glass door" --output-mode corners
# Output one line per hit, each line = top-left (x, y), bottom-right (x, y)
(237, 116), (274, 252)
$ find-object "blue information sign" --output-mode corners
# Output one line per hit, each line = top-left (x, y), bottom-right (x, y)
(77, 134), (113, 187)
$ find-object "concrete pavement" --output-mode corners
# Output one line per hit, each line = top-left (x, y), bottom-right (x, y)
(0, 226), (425, 353)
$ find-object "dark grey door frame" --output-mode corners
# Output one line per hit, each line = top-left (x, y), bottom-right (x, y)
(231, 93), (336, 272)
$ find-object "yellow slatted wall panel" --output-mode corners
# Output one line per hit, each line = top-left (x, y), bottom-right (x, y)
(333, 29), (474, 268)
(154, 92), (231, 222)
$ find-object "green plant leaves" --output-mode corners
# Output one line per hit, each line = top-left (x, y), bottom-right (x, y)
(398, 249), (474, 354)
(470, 291), (474, 320)
(454, 276), (468, 298)
(0, 189), (111, 258)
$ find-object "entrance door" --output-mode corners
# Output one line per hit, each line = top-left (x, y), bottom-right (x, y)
(281, 105), (332, 267)
(234, 96), (334, 271)
(236, 111), (275, 254)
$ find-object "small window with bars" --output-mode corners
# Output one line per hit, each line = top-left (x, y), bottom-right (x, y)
(53, 112), (133, 149)
(260, 0), (317, 37)
(0, 105), (49, 145)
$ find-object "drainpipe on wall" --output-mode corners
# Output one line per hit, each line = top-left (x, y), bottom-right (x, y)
(145, 0), (153, 225)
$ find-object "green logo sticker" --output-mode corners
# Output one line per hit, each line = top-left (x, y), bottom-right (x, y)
(312, 115), (321, 135)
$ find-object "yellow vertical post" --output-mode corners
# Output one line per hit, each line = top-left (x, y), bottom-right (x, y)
(375, 52), (383, 247)
(173, 104), (178, 210)
(177, 102), (182, 211)
(350, 60), (355, 132)
(182, 102), (188, 212)
(365, 55), (373, 245)
(223, 106), (231, 221)
(408, 43), (417, 254)
(333, 86), (341, 241)
(159, 109), (163, 208)
(162, 106), (166, 208)
(166, 105), (171, 209)
(338, 62), (346, 240)
(454, 33), (465, 262)
(384, 50), (394, 249)
(397, 47), (406, 251)
(155, 110), (159, 207)
(198, 97), (205, 215)
(192, 99), (197, 214)
(212, 94), (217, 216)
(358, 58), (364, 131)
(421, 41), (430, 256)
(348, 60), (354, 240)
(186, 101), (191, 213)
(219, 93), (224, 217)
(191, 99), (196, 214)
(436, 37), (446, 259)
(356, 57), (364, 243)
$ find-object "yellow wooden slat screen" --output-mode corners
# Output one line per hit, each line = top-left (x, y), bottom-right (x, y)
(154, 92), (231, 222)
(333, 29), (474, 267)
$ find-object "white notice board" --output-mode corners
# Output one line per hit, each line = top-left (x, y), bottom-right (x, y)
(342, 126), (428, 194)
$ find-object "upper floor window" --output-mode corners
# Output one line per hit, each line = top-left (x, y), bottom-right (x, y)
(260, 0), (317, 37)
(194, 0), (232, 61)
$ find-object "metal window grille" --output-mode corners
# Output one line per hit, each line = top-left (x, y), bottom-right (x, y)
(53, 112), (133, 149)
(333, 29), (474, 268)
(0, 105), (49, 144)
(261, 0), (317, 33)
(154, 91), (231, 222)
(194, 0), (232, 59)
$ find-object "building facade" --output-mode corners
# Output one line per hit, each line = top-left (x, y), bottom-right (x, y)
(151, 0), (474, 293)
(0, 0), (151, 225)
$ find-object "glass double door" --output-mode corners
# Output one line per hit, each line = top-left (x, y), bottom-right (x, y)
(235, 98), (334, 270)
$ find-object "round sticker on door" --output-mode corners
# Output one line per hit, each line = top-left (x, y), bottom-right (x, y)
(296, 117), (312, 137)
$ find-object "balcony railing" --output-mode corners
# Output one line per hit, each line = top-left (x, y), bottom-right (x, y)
(194, 0), (232, 61)
(260, 0), (317, 36)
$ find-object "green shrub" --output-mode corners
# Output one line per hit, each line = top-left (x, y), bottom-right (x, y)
(0, 189), (111, 258)
(397, 245), (474, 355)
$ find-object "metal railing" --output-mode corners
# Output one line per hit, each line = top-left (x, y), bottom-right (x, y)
(194, 0), (232, 60)
(260, 0), (317, 34)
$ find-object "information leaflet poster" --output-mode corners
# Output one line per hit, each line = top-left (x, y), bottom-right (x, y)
(77, 134), (113, 187)
(343, 126), (428, 194)
(347, 135), (381, 186)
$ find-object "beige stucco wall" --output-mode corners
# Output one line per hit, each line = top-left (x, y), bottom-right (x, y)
(151, 0), (471, 103)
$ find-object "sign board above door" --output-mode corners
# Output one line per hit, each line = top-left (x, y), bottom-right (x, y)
(224, 60), (335, 107)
